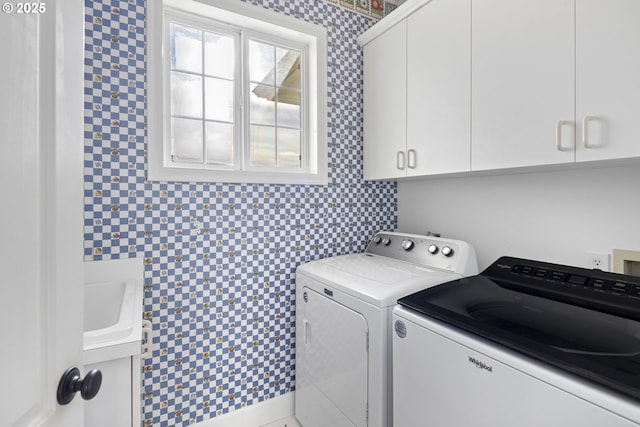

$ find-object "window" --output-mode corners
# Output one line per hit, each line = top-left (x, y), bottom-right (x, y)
(148, 0), (327, 184)
(168, 22), (239, 168)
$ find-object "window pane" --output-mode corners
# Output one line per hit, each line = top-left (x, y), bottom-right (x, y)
(171, 118), (203, 163)
(170, 23), (202, 73)
(277, 90), (300, 128)
(250, 125), (276, 167)
(171, 71), (202, 118)
(205, 77), (234, 122)
(275, 47), (301, 90)
(249, 40), (275, 85)
(204, 32), (234, 79)
(250, 84), (276, 126)
(277, 128), (301, 168)
(205, 122), (234, 166)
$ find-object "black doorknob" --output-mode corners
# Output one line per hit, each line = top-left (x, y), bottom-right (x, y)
(56, 367), (102, 405)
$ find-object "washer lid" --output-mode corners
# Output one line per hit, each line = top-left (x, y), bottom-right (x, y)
(297, 253), (461, 307)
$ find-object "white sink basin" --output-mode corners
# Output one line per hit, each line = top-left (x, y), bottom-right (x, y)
(83, 258), (144, 363)
(84, 280), (138, 347)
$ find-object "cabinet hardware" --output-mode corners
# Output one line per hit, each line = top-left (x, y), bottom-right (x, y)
(582, 115), (596, 148)
(396, 150), (406, 170)
(556, 120), (572, 152)
(407, 149), (417, 169)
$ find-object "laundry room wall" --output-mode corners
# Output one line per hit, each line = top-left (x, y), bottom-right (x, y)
(398, 164), (640, 271)
(83, 0), (396, 426)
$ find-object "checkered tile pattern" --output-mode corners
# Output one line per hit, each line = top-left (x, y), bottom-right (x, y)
(84, 0), (397, 426)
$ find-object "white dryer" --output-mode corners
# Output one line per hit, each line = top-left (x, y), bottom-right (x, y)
(294, 232), (478, 427)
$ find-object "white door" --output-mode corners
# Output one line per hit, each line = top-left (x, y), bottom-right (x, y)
(295, 287), (369, 427)
(363, 21), (407, 181)
(576, 0), (640, 162)
(407, 0), (471, 176)
(471, 0), (575, 171)
(0, 1), (85, 426)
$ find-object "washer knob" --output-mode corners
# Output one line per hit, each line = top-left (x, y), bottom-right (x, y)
(442, 246), (454, 257)
(373, 236), (381, 244)
(382, 238), (391, 246)
(401, 239), (414, 251)
(427, 244), (439, 255)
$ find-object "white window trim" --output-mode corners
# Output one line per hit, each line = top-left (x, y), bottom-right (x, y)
(147, 0), (328, 185)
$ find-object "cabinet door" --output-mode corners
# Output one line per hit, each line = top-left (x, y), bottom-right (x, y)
(576, 0), (640, 162)
(471, 0), (575, 171)
(363, 21), (407, 180)
(407, 0), (471, 176)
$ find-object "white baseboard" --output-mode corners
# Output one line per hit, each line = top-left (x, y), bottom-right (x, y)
(193, 392), (295, 427)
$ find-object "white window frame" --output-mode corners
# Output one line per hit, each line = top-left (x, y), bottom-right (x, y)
(148, 0), (328, 185)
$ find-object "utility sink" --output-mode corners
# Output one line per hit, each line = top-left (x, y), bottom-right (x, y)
(84, 279), (139, 348)
(84, 258), (144, 364)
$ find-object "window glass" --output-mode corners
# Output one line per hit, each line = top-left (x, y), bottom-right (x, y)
(277, 128), (301, 167)
(275, 47), (300, 89)
(170, 23), (202, 73)
(277, 91), (300, 128)
(204, 77), (234, 122)
(248, 39), (303, 171)
(249, 125), (276, 167)
(249, 40), (275, 85)
(250, 83), (276, 126)
(170, 71), (202, 118)
(171, 117), (203, 163)
(205, 122), (234, 166)
(204, 32), (234, 79)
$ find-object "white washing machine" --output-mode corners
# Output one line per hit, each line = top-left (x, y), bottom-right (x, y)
(393, 256), (640, 426)
(294, 232), (478, 427)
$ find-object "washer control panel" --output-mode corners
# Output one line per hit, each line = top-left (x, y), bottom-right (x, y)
(484, 256), (640, 321)
(365, 232), (474, 274)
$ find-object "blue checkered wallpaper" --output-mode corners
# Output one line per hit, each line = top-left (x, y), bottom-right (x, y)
(84, 0), (397, 426)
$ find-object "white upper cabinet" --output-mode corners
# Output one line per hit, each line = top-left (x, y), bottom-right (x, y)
(362, 0), (470, 180)
(471, 0), (575, 171)
(363, 21), (407, 181)
(407, 0), (471, 176)
(576, 0), (640, 162)
(360, 0), (640, 179)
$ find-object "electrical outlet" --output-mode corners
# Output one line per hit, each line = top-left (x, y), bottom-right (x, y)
(587, 251), (610, 271)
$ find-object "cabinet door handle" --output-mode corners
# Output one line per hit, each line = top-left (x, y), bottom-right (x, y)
(407, 149), (417, 169)
(582, 115), (595, 148)
(396, 150), (406, 170)
(556, 120), (572, 152)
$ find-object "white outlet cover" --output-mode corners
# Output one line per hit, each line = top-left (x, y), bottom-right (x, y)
(587, 251), (610, 271)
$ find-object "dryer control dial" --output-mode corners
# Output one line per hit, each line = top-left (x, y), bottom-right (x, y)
(401, 240), (414, 251)
(428, 244), (439, 255)
(442, 246), (454, 257)
(382, 237), (391, 246)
